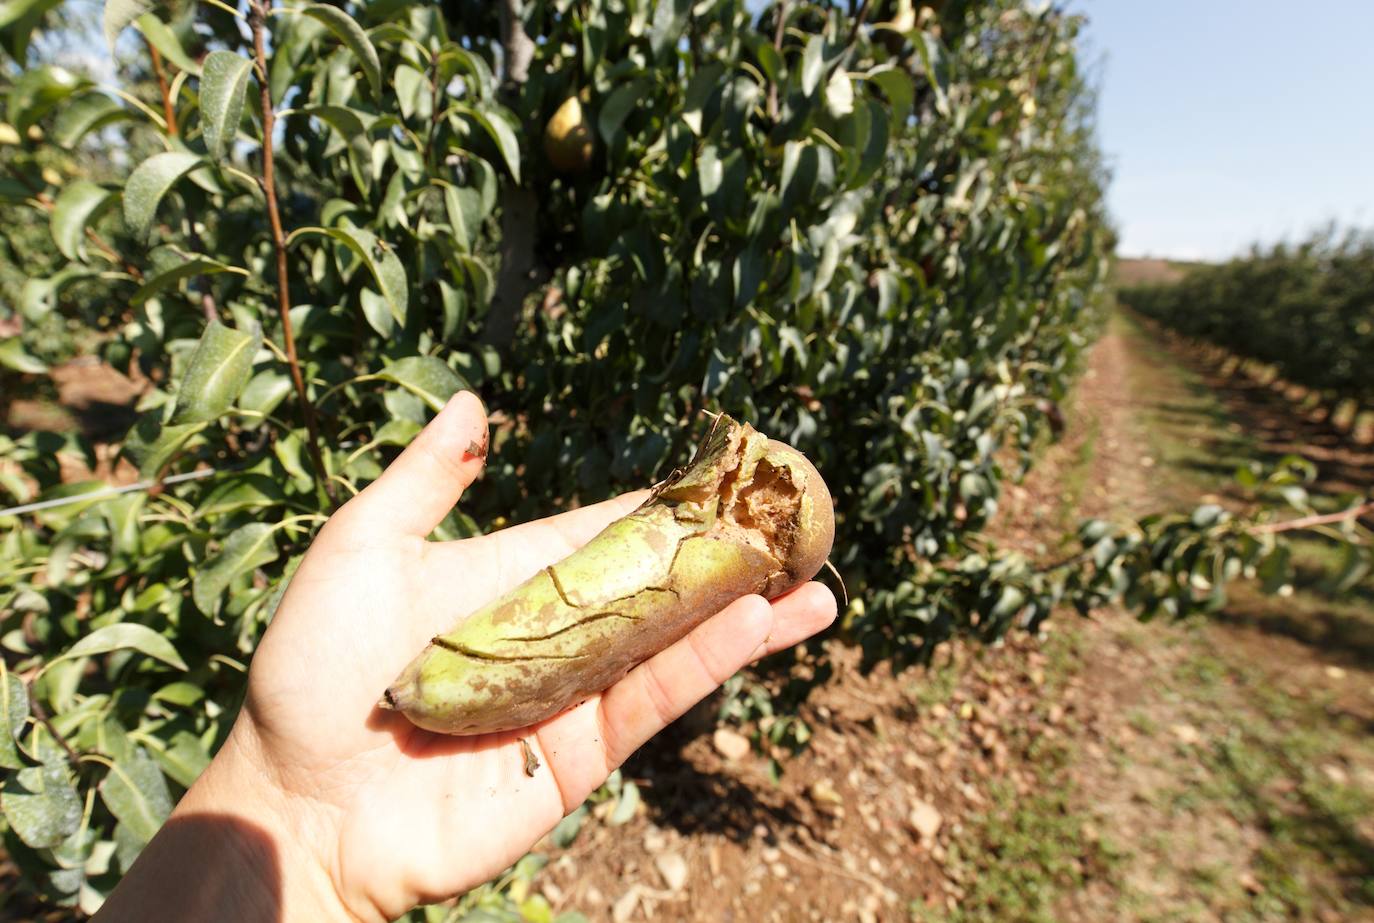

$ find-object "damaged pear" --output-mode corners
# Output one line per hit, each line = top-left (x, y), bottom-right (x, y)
(381, 414), (835, 735)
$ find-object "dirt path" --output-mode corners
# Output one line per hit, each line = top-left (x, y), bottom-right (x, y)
(1052, 316), (1374, 922)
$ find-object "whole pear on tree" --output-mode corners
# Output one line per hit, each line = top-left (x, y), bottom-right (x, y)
(543, 94), (595, 174)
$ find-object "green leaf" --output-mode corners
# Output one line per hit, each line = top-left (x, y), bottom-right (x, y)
(442, 183), (481, 251)
(597, 80), (645, 148)
(265, 553), (303, 622)
(102, 0), (153, 50)
(300, 3), (381, 97)
(549, 805), (587, 848)
(52, 91), (128, 148)
(192, 523), (279, 616)
(0, 0), (62, 60)
(913, 32), (950, 117)
(50, 180), (117, 261)
(376, 356), (467, 412)
(274, 430), (310, 484)
(135, 13), (200, 75)
(779, 141), (819, 213)
(297, 105), (373, 191)
(0, 174), (29, 203)
(454, 104), (521, 183)
(152, 681), (204, 707)
(373, 418), (421, 447)
(681, 61), (723, 135)
(756, 41), (782, 84)
(130, 254), (248, 306)
(824, 69), (854, 118)
(866, 65), (914, 129)
(0, 0), (56, 27)
(122, 412), (206, 479)
(47, 623), (189, 673)
(852, 98), (889, 188)
(99, 748), (172, 844)
(199, 51), (253, 162)
(609, 779), (640, 825)
(196, 473), (285, 518)
(170, 320), (261, 425)
(1258, 545), (1292, 596)
(123, 151), (203, 241)
(458, 254), (493, 308)
(436, 45), (494, 99)
(0, 666), (28, 770)
(0, 337), (47, 374)
(7, 64), (85, 132)
(18, 264), (93, 323)
(649, 0), (690, 60)
(359, 287), (393, 337)
(300, 226), (407, 326)
(1, 761), (81, 849)
(104, 490), (146, 559)
(393, 62), (426, 120)
(150, 731), (210, 789)
(800, 34), (825, 96)
(238, 370), (292, 423)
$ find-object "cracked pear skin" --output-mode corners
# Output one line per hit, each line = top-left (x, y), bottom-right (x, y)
(381, 415), (835, 735)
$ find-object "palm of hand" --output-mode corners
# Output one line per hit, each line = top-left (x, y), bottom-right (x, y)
(229, 394), (836, 920)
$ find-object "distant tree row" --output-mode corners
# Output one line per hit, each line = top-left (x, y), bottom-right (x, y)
(1120, 228), (1374, 406)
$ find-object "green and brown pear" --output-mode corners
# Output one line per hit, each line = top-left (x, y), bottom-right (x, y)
(381, 415), (835, 735)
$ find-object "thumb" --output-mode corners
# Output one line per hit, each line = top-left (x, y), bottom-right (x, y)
(338, 390), (489, 538)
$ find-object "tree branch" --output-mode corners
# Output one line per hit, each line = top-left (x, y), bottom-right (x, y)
(1249, 499), (1374, 535)
(846, 0), (872, 51)
(26, 679), (79, 764)
(483, 0), (540, 348)
(145, 38), (179, 137)
(424, 56), (444, 168)
(498, 0), (535, 88)
(767, 0), (790, 120)
(249, 0), (335, 506)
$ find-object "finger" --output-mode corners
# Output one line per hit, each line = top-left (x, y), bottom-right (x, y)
(494, 489), (651, 556)
(432, 490), (647, 597)
(339, 391), (489, 537)
(417, 489), (652, 619)
(533, 595), (774, 812)
(753, 581), (838, 658)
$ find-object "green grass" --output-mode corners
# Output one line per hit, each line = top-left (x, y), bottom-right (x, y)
(922, 741), (1112, 923)
(908, 658), (959, 709)
(1055, 412), (1101, 534)
(1114, 312), (1258, 503)
(913, 626), (1118, 923)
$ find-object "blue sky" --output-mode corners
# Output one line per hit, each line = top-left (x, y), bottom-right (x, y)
(1078, 0), (1374, 260)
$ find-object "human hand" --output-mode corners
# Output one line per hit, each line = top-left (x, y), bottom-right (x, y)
(95, 393), (837, 922)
